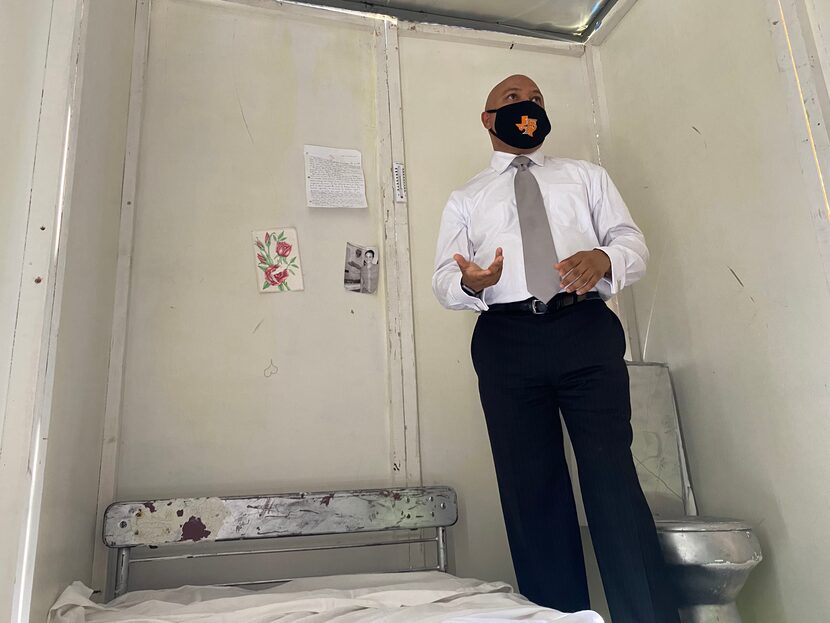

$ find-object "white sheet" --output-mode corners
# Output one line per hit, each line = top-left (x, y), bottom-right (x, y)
(48, 571), (603, 623)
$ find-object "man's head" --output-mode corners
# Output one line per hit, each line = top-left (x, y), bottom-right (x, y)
(482, 75), (550, 154)
(365, 249), (375, 262)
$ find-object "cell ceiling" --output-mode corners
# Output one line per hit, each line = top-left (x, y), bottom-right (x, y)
(296, 0), (620, 41)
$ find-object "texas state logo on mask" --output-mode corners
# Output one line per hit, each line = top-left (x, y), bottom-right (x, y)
(485, 100), (551, 149)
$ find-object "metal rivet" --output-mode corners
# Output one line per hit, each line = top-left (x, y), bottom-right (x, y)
(440, 502), (446, 509)
(120, 521), (127, 528)
(34, 277), (42, 284)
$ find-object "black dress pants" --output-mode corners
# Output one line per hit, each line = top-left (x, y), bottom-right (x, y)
(471, 299), (679, 623)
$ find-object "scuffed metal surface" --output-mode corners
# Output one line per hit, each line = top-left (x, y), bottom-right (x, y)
(104, 486), (457, 548)
(629, 364), (687, 518)
(384, 0), (612, 34)
(297, 0), (616, 37)
(106, 497), (229, 547)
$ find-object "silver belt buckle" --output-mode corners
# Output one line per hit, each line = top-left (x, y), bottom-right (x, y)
(530, 299), (547, 314)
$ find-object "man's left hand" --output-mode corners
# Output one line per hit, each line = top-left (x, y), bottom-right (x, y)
(555, 250), (611, 295)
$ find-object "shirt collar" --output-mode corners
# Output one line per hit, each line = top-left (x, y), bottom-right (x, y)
(490, 149), (546, 174)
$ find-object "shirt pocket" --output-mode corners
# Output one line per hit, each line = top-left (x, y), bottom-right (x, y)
(546, 183), (592, 234)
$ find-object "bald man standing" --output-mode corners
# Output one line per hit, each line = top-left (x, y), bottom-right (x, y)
(433, 75), (679, 623)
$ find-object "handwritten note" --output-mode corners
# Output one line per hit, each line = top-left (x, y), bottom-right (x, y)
(304, 145), (368, 208)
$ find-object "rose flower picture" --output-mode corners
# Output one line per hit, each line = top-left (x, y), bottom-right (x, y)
(252, 228), (304, 293)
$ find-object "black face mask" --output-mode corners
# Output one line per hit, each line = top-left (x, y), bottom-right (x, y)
(485, 99), (551, 150)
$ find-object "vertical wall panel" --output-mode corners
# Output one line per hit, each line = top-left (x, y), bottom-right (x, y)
(599, 0), (830, 619)
(118, 0), (392, 503)
(0, 3), (57, 618)
(29, 3), (137, 621)
(399, 31), (596, 587)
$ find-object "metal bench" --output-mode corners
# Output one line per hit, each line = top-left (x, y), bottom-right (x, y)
(103, 485), (458, 598)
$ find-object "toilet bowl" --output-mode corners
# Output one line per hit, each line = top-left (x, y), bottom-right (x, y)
(655, 517), (762, 623)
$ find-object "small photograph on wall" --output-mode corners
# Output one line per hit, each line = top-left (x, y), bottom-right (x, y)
(344, 242), (379, 294)
(253, 228), (304, 293)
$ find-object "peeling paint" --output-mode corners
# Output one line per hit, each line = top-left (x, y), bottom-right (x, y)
(181, 516), (211, 541)
(104, 487), (457, 548)
(104, 496), (229, 547)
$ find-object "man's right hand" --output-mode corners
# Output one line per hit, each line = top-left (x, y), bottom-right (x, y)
(454, 247), (504, 293)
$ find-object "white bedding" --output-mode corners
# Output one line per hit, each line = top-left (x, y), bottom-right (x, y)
(48, 571), (603, 623)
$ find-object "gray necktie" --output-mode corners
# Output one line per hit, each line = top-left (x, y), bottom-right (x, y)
(512, 156), (559, 303)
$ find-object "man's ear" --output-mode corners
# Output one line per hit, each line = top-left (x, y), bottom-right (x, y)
(481, 111), (492, 129)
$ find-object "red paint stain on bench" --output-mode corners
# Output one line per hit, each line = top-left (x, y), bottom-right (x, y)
(181, 516), (211, 542)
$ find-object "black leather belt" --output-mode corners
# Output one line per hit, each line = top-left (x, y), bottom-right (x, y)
(486, 291), (602, 315)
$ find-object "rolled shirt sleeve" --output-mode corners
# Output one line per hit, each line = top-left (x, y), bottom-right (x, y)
(432, 192), (489, 312)
(587, 164), (649, 295)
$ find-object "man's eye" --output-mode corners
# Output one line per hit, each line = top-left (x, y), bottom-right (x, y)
(532, 96), (542, 103)
(506, 93), (517, 100)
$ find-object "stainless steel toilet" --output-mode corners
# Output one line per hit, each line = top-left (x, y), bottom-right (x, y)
(655, 516), (763, 623)
(619, 363), (763, 623)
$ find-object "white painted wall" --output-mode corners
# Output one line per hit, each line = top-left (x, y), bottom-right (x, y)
(398, 29), (597, 591)
(0, 0), (88, 619)
(28, 3), (136, 621)
(0, 3), (52, 439)
(0, 2), (55, 618)
(597, 0), (830, 619)
(116, 0), (391, 501)
(99, 2), (408, 590)
(806, 0), (830, 96)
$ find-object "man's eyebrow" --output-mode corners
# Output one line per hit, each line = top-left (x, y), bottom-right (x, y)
(500, 86), (542, 95)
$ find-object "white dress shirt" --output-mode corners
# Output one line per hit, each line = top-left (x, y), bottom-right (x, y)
(432, 150), (649, 312)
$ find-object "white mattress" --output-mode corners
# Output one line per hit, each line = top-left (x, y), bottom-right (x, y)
(48, 571), (603, 623)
